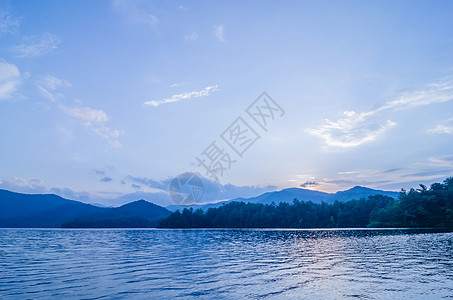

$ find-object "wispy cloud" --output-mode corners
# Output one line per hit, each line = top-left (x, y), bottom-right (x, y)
(214, 25), (225, 42)
(113, 0), (158, 30)
(185, 31), (198, 41)
(0, 176), (99, 202)
(12, 33), (60, 58)
(36, 74), (71, 102)
(126, 175), (168, 191)
(428, 155), (453, 167)
(61, 104), (124, 147)
(92, 169), (114, 183)
(93, 169), (106, 176)
(124, 172), (276, 203)
(0, 8), (20, 34)
(0, 60), (21, 100)
(100, 176), (113, 183)
(300, 181), (318, 188)
(0, 177), (47, 194)
(144, 85), (219, 107)
(170, 82), (184, 88)
(429, 117), (453, 134)
(61, 105), (109, 125)
(309, 80), (453, 148)
(309, 111), (396, 148)
(93, 125), (125, 148)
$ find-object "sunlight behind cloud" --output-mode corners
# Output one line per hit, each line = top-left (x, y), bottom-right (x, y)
(309, 80), (453, 148)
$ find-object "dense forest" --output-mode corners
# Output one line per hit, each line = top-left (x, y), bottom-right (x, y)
(158, 177), (453, 228)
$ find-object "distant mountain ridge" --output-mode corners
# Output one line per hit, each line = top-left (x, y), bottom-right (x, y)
(0, 189), (170, 228)
(0, 186), (399, 227)
(166, 186), (399, 211)
(62, 200), (171, 228)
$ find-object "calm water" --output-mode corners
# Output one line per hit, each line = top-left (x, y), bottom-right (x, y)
(1, 229), (453, 299)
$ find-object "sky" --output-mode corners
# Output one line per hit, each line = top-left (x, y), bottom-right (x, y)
(1, 0), (453, 206)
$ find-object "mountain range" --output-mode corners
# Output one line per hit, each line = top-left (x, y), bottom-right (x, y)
(0, 186), (399, 228)
(166, 186), (400, 211)
(0, 189), (171, 228)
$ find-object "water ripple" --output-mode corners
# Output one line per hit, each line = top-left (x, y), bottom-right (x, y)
(1, 228), (453, 299)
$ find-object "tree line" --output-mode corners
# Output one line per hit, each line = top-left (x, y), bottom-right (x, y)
(158, 177), (453, 228)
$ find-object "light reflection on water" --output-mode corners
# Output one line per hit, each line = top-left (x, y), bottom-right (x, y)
(1, 228), (453, 299)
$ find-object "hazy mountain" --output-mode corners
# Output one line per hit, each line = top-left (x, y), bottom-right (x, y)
(0, 190), (170, 228)
(0, 189), (78, 219)
(330, 186), (399, 202)
(62, 200), (172, 228)
(107, 191), (172, 207)
(166, 186), (399, 211)
(244, 188), (332, 205)
(0, 186), (398, 227)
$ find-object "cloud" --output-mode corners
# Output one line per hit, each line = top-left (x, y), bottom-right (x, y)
(92, 169), (114, 183)
(429, 117), (453, 134)
(49, 187), (91, 202)
(144, 85), (218, 107)
(401, 170), (453, 178)
(214, 25), (225, 42)
(131, 184), (141, 190)
(309, 80), (453, 147)
(0, 60), (21, 100)
(61, 105), (109, 125)
(93, 125), (125, 148)
(0, 177), (47, 194)
(338, 171), (360, 175)
(383, 168), (403, 173)
(308, 111), (396, 147)
(39, 74), (71, 90)
(100, 176), (113, 183)
(300, 181), (318, 188)
(428, 155), (453, 167)
(11, 33), (60, 57)
(0, 8), (20, 33)
(185, 31), (198, 41)
(112, 0), (158, 30)
(384, 81), (453, 110)
(126, 175), (168, 191)
(93, 169), (106, 176)
(61, 104), (124, 147)
(36, 74), (71, 102)
(125, 172), (277, 204)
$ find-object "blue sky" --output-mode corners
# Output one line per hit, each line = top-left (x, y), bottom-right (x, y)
(1, 0), (453, 206)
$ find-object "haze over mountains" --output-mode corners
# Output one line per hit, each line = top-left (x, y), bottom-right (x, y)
(0, 190), (171, 228)
(0, 185), (400, 227)
(166, 186), (400, 212)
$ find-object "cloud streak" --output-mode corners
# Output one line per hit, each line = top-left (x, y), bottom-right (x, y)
(12, 33), (60, 57)
(61, 105), (109, 125)
(61, 104), (124, 147)
(36, 74), (71, 102)
(144, 85), (218, 107)
(429, 117), (453, 134)
(185, 31), (198, 41)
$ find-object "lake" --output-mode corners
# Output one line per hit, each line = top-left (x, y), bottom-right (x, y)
(1, 228), (453, 299)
